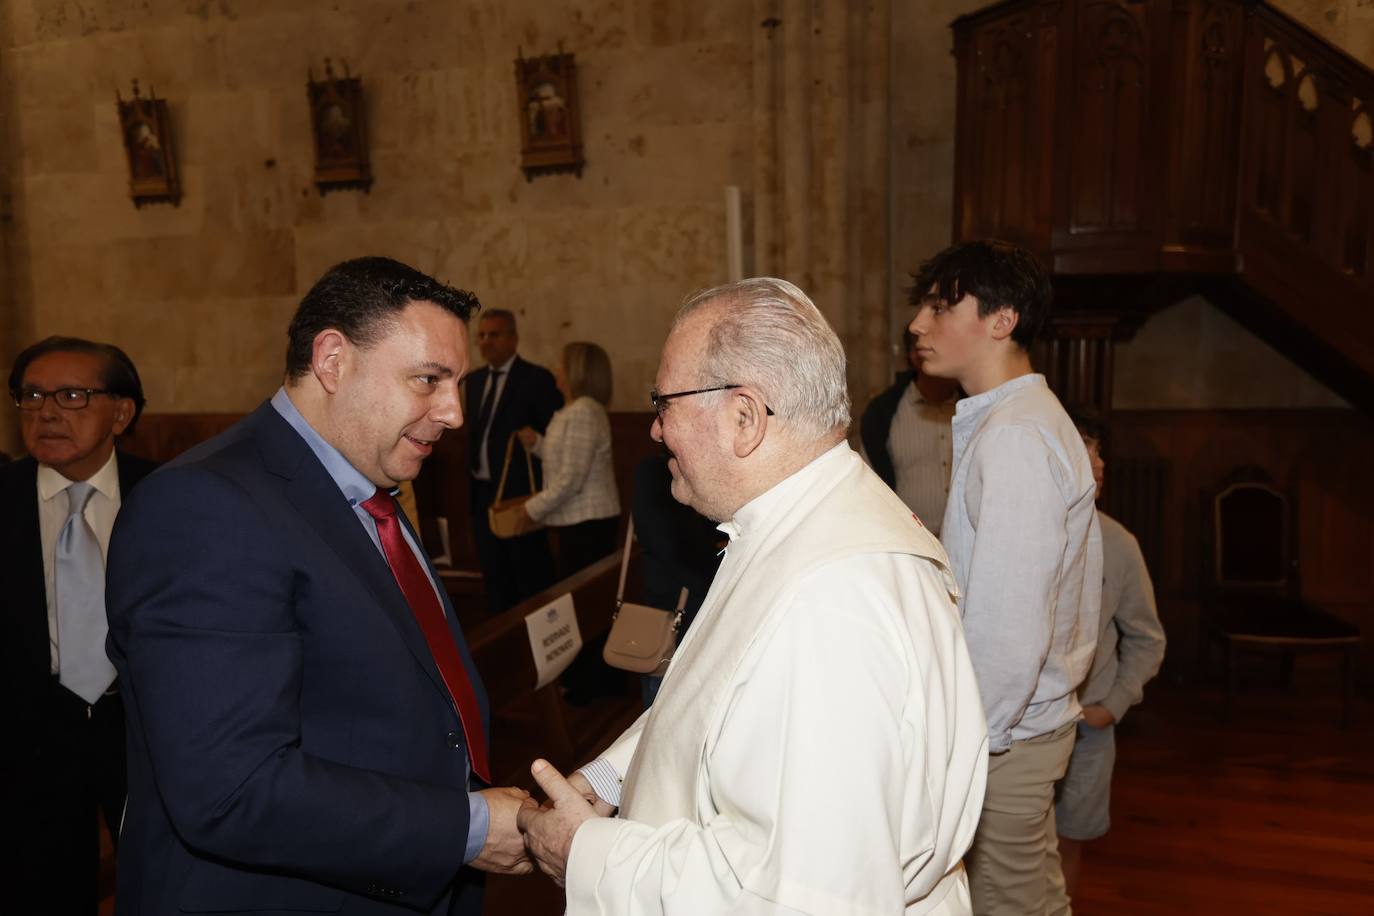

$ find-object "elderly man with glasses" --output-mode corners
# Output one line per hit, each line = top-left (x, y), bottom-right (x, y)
(1, 336), (157, 915)
(517, 278), (990, 915)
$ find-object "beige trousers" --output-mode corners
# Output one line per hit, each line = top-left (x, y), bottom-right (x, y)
(966, 721), (1077, 916)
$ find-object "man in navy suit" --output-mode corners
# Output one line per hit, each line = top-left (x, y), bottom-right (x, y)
(1, 337), (156, 915)
(464, 309), (561, 612)
(107, 258), (535, 915)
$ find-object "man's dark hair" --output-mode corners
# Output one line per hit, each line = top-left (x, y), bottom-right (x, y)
(285, 257), (481, 380)
(479, 308), (517, 334)
(1067, 405), (1107, 446)
(908, 240), (1053, 348)
(8, 336), (147, 434)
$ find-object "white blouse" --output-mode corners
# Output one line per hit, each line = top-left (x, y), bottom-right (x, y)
(524, 396), (620, 526)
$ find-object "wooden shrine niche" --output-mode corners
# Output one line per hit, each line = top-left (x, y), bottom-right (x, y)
(515, 47), (585, 181)
(116, 80), (181, 208)
(308, 58), (372, 194)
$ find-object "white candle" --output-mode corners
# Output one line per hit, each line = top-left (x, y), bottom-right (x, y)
(725, 185), (743, 281)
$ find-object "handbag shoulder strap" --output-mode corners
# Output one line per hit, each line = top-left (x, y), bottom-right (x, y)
(522, 438), (536, 491)
(494, 432), (518, 501)
(494, 432), (539, 503)
(615, 519), (690, 620)
(616, 515), (635, 606)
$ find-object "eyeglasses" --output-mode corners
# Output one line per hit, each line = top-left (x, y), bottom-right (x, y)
(649, 385), (774, 418)
(12, 387), (117, 411)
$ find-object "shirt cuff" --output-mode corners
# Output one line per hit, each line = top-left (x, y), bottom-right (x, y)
(1100, 689), (1134, 724)
(463, 791), (490, 864)
(577, 758), (623, 809)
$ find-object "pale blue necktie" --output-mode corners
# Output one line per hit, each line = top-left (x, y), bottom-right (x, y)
(56, 481), (116, 704)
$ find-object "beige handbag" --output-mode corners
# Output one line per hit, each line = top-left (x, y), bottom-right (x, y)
(487, 433), (544, 539)
(603, 517), (686, 676)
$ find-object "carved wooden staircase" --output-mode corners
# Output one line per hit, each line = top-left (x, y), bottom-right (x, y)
(951, 0), (1374, 414)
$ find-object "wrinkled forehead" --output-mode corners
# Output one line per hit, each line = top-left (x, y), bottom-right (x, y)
(22, 350), (108, 387)
(658, 314), (712, 384)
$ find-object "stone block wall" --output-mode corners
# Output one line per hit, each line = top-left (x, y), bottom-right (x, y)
(0, 0), (755, 453)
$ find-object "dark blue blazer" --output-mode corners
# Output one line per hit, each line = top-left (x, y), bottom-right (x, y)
(106, 402), (489, 915)
(464, 355), (562, 498)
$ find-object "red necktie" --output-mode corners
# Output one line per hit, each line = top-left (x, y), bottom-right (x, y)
(361, 490), (491, 783)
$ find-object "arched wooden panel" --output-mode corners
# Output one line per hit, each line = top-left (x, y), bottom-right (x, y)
(1068, 0), (1149, 235)
(1342, 104), (1372, 278)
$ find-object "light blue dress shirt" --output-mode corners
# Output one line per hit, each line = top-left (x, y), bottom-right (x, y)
(271, 388), (489, 862)
(940, 374), (1102, 754)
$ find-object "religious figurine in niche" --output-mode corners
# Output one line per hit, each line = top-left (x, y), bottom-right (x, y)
(127, 122), (165, 179)
(116, 79), (181, 207)
(307, 58), (372, 194)
(515, 46), (584, 180)
(527, 81), (569, 141)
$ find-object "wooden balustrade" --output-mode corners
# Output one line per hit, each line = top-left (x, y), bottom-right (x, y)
(952, 0), (1374, 414)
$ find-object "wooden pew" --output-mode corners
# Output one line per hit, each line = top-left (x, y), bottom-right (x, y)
(457, 550), (644, 787)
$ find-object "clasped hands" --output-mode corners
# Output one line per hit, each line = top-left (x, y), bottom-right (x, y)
(474, 761), (614, 885)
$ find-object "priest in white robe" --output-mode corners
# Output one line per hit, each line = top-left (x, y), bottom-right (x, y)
(518, 277), (989, 916)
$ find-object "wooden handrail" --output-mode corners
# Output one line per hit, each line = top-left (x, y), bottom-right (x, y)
(465, 550), (625, 712)
(950, 0), (1374, 406)
(460, 548), (641, 781)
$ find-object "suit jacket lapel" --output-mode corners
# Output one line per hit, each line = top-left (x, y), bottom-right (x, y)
(487, 356), (523, 431)
(3, 458), (50, 679)
(115, 450), (156, 493)
(399, 509), (490, 733)
(249, 404), (455, 711)
(465, 366), (490, 464)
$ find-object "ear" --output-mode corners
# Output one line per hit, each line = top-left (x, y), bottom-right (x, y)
(312, 329), (349, 394)
(989, 306), (1020, 342)
(729, 387), (770, 458)
(110, 398), (135, 437)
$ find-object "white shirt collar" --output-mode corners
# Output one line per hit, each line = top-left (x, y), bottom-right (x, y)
(37, 447), (120, 504)
(718, 441), (851, 543)
(490, 354), (517, 375)
(953, 372), (1044, 423)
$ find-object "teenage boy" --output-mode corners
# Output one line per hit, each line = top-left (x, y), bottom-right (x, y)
(909, 240), (1103, 915)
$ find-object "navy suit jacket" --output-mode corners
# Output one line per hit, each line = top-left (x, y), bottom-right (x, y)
(465, 355), (562, 499)
(106, 403), (489, 915)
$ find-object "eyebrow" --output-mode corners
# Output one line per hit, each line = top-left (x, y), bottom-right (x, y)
(412, 361), (455, 378)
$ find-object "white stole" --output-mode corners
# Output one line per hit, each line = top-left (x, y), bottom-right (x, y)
(616, 447), (956, 824)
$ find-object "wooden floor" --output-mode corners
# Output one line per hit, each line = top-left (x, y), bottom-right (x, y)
(100, 666), (1374, 915)
(1071, 672), (1374, 915)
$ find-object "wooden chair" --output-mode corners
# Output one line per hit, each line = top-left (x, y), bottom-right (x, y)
(1199, 466), (1360, 724)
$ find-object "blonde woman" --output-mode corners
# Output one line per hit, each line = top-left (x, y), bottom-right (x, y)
(516, 342), (621, 576)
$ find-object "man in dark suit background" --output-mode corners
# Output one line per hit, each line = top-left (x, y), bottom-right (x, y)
(464, 309), (561, 613)
(1, 336), (156, 914)
(106, 258), (535, 915)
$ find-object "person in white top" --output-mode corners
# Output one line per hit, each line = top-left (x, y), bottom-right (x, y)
(909, 240), (1102, 916)
(859, 327), (960, 535)
(517, 341), (621, 577)
(515, 277), (989, 915)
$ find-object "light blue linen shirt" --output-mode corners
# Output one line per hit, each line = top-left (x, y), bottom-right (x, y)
(271, 388), (489, 862)
(940, 374), (1102, 753)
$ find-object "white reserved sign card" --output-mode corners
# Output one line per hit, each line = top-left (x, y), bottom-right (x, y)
(524, 592), (583, 690)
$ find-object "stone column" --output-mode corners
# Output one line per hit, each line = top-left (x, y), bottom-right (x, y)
(751, 0), (893, 418)
(0, 9), (18, 457)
